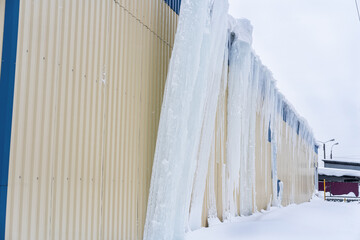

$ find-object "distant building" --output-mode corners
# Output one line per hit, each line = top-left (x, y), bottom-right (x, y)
(323, 158), (360, 171)
(318, 159), (360, 197)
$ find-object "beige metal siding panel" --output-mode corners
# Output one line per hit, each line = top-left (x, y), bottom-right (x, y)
(6, 0), (53, 239)
(48, 1), (108, 239)
(7, 0), (177, 239)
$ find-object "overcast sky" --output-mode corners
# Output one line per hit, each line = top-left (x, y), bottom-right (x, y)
(229, 0), (360, 162)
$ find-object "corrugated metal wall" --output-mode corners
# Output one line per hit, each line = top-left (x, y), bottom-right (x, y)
(5, 0), (316, 238)
(277, 120), (316, 206)
(200, 87), (316, 226)
(6, 0), (178, 239)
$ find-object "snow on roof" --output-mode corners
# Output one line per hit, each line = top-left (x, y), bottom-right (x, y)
(322, 158), (360, 165)
(318, 167), (360, 178)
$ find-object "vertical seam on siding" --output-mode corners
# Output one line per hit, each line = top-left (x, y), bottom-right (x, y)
(48, 0), (64, 238)
(99, 0), (112, 239)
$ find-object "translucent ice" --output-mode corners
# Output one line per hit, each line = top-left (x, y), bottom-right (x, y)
(143, 0), (229, 239)
(144, 1), (316, 239)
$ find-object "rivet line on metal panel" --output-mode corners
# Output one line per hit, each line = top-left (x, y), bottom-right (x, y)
(113, 0), (173, 49)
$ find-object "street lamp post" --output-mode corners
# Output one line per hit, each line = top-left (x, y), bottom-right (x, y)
(317, 139), (335, 159)
(330, 142), (339, 159)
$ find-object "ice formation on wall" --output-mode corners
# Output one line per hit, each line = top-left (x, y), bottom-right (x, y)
(226, 19), (316, 210)
(144, 0), (316, 239)
(226, 18), (257, 218)
(143, 0), (229, 239)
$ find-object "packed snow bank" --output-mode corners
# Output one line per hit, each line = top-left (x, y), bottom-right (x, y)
(319, 191), (358, 197)
(332, 192), (356, 197)
(185, 197), (360, 240)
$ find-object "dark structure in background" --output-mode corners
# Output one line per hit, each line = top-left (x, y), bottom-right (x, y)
(318, 159), (360, 197)
(318, 182), (359, 197)
(323, 159), (360, 171)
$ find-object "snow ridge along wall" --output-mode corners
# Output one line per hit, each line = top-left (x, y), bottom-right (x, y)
(144, 1), (316, 239)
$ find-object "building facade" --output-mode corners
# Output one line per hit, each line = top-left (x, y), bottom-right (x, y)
(0, 1), (179, 239)
(0, 0), (317, 239)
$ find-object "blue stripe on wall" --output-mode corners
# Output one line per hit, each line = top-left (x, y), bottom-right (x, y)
(0, 0), (20, 238)
(0, 188), (6, 240)
(268, 123), (272, 143)
(164, 0), (182, 15)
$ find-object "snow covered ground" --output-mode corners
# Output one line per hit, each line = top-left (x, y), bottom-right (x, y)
(185, 196), (360, 240)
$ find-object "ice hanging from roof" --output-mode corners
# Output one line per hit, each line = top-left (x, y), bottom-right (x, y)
(144, 0), (316, 239)
(226, 17), (257, 218)
(226, 17), (316, 214)
(143, 0), (229, 239)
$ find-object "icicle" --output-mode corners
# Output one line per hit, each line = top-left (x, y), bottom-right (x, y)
(227, 18), (255, 217)
(188, 0), (229, 229)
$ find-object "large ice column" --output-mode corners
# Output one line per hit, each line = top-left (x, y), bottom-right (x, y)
(143, 0), (229, 239)
(270, 128), (279, 206)
(188, 43), (228, 231)
(188, 0), (229, 228)
(145, 6), (317, 238)
(226, 18), (256, 218)
(226, 16), (317, 208)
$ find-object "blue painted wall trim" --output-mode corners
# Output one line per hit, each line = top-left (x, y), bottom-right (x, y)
(268, 121), (272, 143)
(164, 0), (182, 15)
(0, 0), (20, 239)
(314, 144), (319, 155)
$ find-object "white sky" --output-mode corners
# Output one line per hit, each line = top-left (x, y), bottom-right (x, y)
(229, 0), (360, 161)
